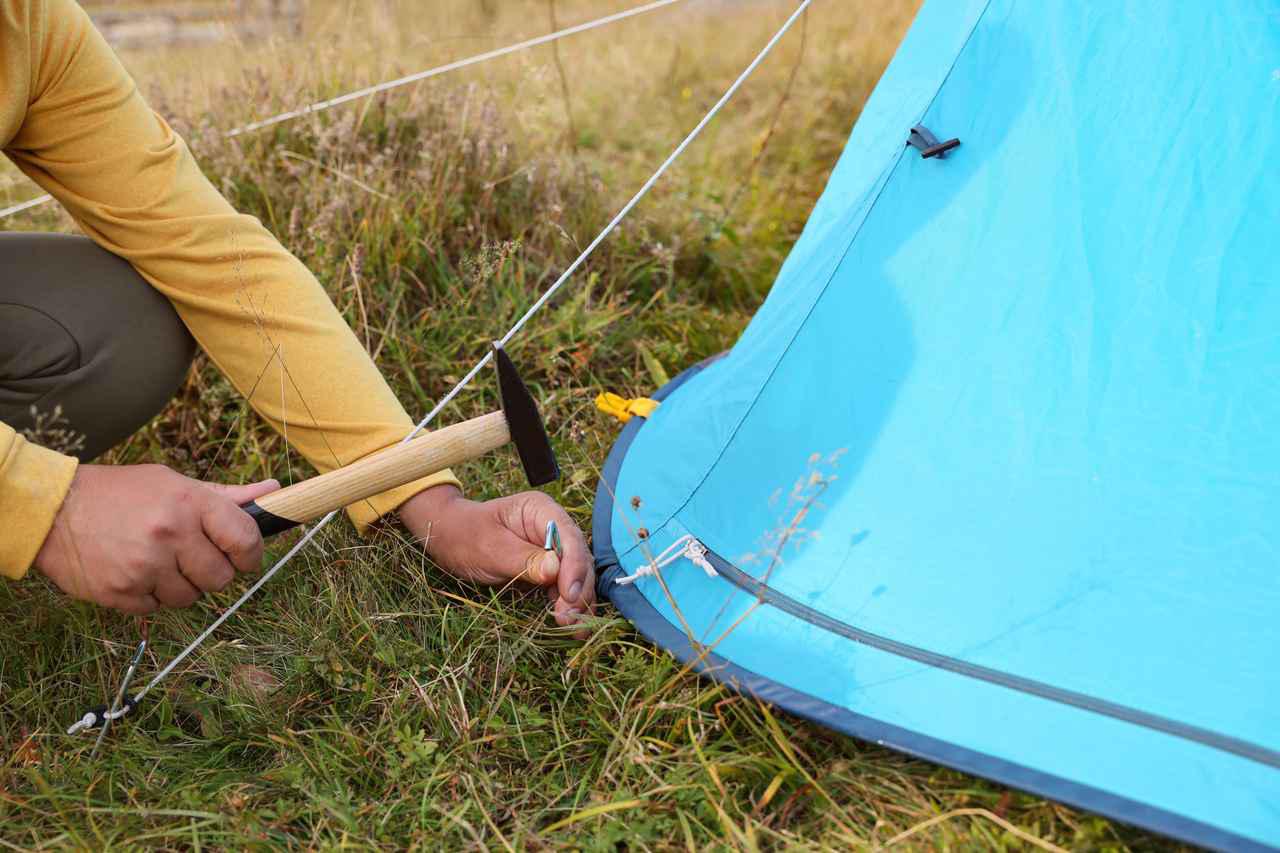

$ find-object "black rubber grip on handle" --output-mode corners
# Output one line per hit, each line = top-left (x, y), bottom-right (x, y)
(242, 500), (301, 537)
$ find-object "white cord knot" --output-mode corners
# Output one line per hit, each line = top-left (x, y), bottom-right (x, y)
(65, 696), (137, 736)
(683, 539), (714, 575)
(615, 535), (718, 586)
(67, 711), (100, 736)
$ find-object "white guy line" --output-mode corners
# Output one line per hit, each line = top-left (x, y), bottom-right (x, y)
(124, 0), (813, 708)
(1, 0), (687, 222)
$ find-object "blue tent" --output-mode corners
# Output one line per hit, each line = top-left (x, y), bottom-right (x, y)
(592, 1), (1280, 848)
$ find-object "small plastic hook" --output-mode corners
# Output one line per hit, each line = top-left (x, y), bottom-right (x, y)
(906, 124), (961, 159)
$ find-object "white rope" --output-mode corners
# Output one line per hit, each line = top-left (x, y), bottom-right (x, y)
(0, 194), (53, 219)
(94, 0), (813, 714)
(0, 0), (686, 222)
(615, 535), (716, 585)
(227, 0), (685, 137)
(132, 516), (330, 701)
(67, 702), (134, 736)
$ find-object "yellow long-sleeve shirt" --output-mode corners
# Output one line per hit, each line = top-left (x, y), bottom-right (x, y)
(0, 0), (460, 579)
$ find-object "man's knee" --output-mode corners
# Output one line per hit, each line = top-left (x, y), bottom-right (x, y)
(0, 303), (81, 386)
(0, 233), (196, 460)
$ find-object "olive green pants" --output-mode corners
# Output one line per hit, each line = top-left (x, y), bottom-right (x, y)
(0, 233), (196, 461)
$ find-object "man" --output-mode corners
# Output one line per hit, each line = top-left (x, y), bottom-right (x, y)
(0, 0), (595, 624)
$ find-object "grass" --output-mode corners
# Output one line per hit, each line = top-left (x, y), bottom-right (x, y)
(1, 0), (1186, 848)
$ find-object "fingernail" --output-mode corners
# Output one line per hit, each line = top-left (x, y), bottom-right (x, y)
(568, 580), (583, 602)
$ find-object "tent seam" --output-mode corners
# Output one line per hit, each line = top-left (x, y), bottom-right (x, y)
(703, 546), (1280, 770)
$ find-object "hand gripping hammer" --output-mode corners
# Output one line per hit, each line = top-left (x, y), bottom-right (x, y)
(240, 344), (559, 536)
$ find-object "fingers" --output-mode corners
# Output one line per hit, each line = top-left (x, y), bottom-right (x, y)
(554, 594), (590, 632)
(508, 492), (595, 625)
(553, 514), (594, 618)
(538, 498), (594, 615)
(199, 487), (268, 574)
(153, 561), (202, 608)
(178, 538), (237, 594)
(121, 537), (235, 615)
(113, 593), (161, 616)
(406, 488), (597, 637)
(474, 526), (559, 589)
(523, 548), (560, 587)
(203, 478), (281, 507)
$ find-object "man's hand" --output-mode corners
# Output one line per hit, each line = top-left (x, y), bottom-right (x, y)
(33, 465), (279, 615)
(398, 485), (594, 631)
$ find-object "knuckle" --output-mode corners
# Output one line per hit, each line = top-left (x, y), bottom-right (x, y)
(148, 523), (175, 542)
(146, 511), (179, 541)
(120, 557), (151, 586)
(232, 524), (262, 556)
(164, 589), (199, 609)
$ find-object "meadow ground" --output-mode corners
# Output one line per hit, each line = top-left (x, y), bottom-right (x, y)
(1, 1), (1184, 848)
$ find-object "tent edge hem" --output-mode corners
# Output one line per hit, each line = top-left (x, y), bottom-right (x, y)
(591, 357), (1276, 853)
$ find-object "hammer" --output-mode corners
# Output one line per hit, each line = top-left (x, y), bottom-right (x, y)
(240, 344), (559, 536)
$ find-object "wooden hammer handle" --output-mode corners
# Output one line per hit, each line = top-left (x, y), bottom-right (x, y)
(243, 410), (510, 535)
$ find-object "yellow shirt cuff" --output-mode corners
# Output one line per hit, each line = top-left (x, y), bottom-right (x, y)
(0, 435), (79, 580)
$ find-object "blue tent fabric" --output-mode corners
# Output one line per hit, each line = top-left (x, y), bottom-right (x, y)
(591, 1), (1280, 848)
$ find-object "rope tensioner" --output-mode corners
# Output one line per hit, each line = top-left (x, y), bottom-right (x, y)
(616, 534), (716, 585)
(596, 392), (660, 423)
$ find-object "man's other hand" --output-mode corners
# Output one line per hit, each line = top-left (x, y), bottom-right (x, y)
(398, 486), (595, 633)
(33, 465), (278, 614)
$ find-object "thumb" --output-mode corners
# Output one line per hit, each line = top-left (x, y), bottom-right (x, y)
(521, 547), (560, 587)
(203, 478), (281, 506)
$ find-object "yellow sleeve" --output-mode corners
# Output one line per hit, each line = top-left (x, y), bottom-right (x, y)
(2, 0), (460, 549)
(0, 422), (78, 580)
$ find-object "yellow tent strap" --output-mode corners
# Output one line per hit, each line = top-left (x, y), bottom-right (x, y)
(595, 392), (660, 424)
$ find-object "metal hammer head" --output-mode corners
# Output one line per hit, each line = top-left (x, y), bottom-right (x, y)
(494, 344), (560, 487)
